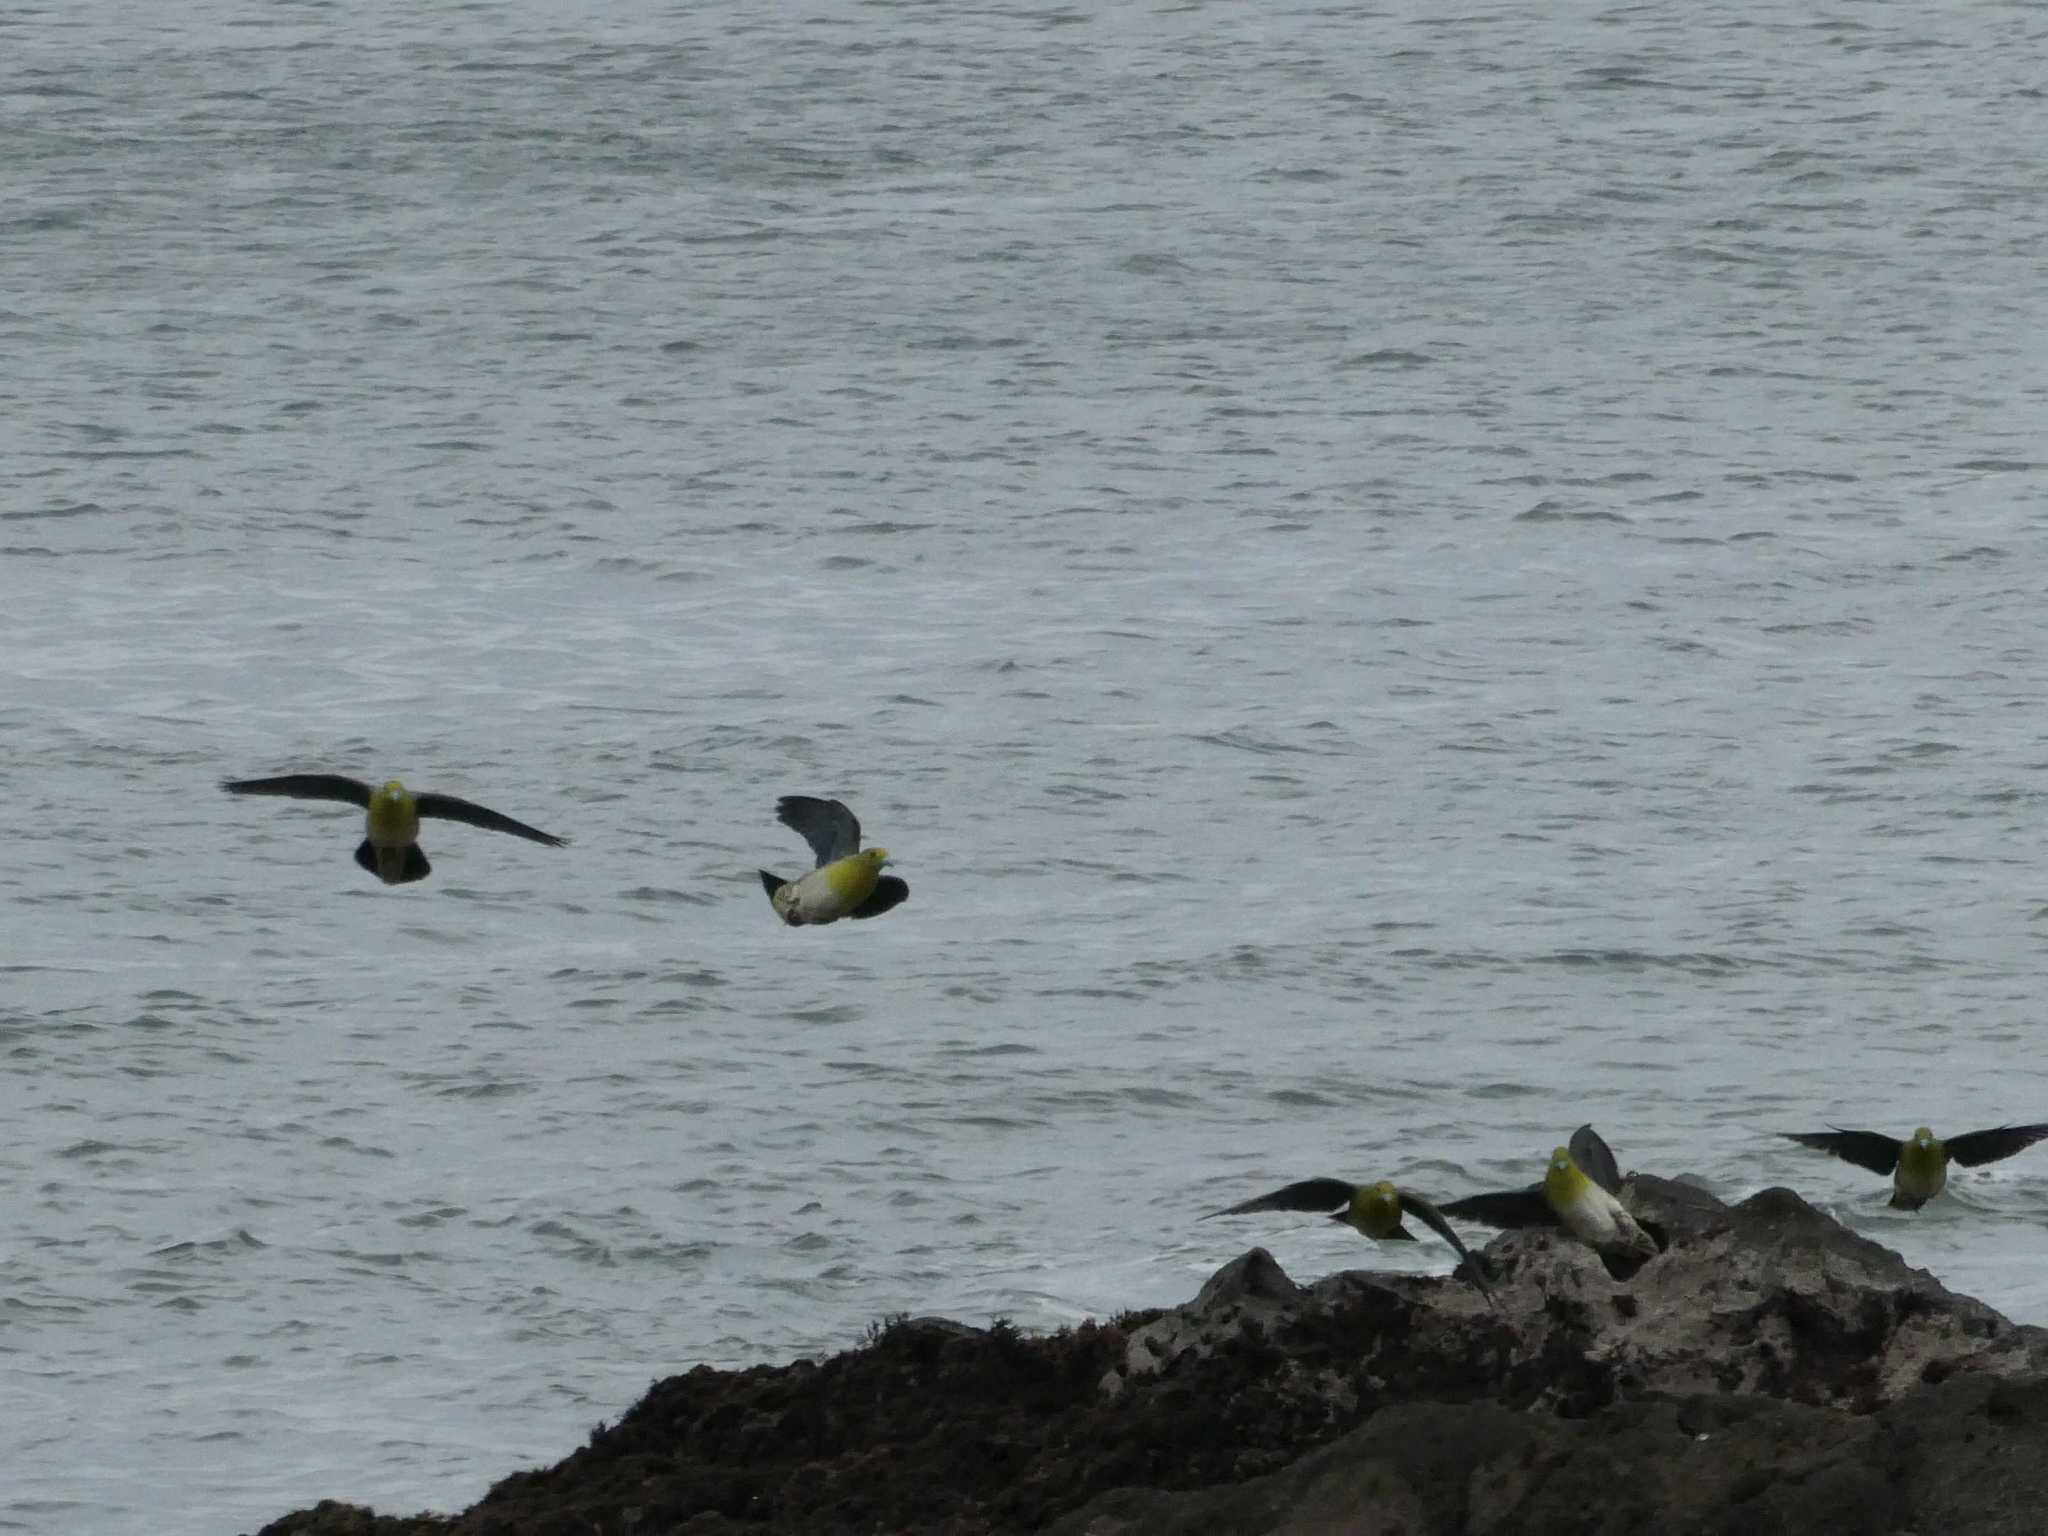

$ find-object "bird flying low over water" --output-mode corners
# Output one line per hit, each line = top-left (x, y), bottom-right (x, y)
(758, 796), (907, 926)
(1205, 1177), (1496, 1307)
(1781, 1123), (2048, 1211)
(1438, 1126), (1658, 1262)
(223, 774), (566, 885)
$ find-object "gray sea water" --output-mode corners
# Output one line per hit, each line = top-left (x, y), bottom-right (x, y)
(6, 1), (2048, 1530)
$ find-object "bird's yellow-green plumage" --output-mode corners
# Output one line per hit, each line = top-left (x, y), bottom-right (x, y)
(1898, 1128), (1947, 1202)
(821, 848), (889, 908)
(363, 781), (421, 883)
(366, 780), (420, 846)
(1350, 1180), (1405, 1241)
(1545, 1145), (1648, 1252)
(770, 848), (892, 925)
(1545, 1147), (1593, 1210)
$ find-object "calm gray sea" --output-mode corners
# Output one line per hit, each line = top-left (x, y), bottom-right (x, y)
(5, 1), (2048, 1530)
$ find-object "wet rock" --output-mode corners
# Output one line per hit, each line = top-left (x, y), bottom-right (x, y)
(1111, 1245), (1306, 1382)
(250, 1185), (2048, 1536)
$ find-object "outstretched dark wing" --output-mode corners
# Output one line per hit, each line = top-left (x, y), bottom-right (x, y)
(415, 792), (566, 847)
(1781, 1129), (1901, 1176)
(1401, 1191), (1498, 1310)
(776, 796), (862, 866)
(223, 774), (372, 807)
(849, 876), (908, 920)
(1570, 1124), (1624, 1196)
(1203, 1177), (1357, 1220)
(1437, 1187), (1554, 1230)
(1946, 1123), (2048, 1168)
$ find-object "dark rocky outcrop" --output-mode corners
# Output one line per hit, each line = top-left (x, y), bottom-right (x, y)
(252, 1181), (2048, 1536)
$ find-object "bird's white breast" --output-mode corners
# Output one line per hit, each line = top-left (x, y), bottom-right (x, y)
(1560, 1184), (1634, 1247)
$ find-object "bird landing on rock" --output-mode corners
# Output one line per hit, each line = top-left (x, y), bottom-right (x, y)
(1440, 1125), (1661, 1276)
(1204, 1176), (1496, 1309)
(1781, 1122), (2048, 1210)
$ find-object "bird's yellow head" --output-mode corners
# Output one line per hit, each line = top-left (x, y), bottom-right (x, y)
(864, 847), (891, 868)
(1902, 1126), (1947, 1176)
(376, 779), (408, 803)
(1544, 1146), (1591, 1209)
(1899, 1127), (1948, 1185)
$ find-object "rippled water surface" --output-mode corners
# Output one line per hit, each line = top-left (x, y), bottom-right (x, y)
(6, 2), (2048, 1530)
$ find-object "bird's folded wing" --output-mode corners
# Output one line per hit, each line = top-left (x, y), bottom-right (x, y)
(1946, 1123), (2048, 1168)
(415, 793), (566, 846)
(1203, 1177), (1357, 1219)
(1781, 1129), (1900, 1175)
(1569, 1124), (1625, 1196)
(222, 774), (372, 806)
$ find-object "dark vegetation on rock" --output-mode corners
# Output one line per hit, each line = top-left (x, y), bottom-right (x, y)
(253, 1180), (2048, 1536)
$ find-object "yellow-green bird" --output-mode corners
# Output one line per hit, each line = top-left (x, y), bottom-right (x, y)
(1781, 1123), (2048, 1211)
(1204, 1177), (1496, 1307)
(223, 774), (566, 885)
(1439, 1126), (1657, 1261)
(758, 796), (907, 926)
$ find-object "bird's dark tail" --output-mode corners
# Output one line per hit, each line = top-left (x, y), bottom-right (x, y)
(357, 840), (432, 885)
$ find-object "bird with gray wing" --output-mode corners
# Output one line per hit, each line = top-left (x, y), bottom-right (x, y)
(1781, 1122), (2048, 1210)
(223, 774), (565, 885)
(758, 796), (907, 926)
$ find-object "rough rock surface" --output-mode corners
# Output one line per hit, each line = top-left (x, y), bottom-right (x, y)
(251, 1182), (2048, 1536)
